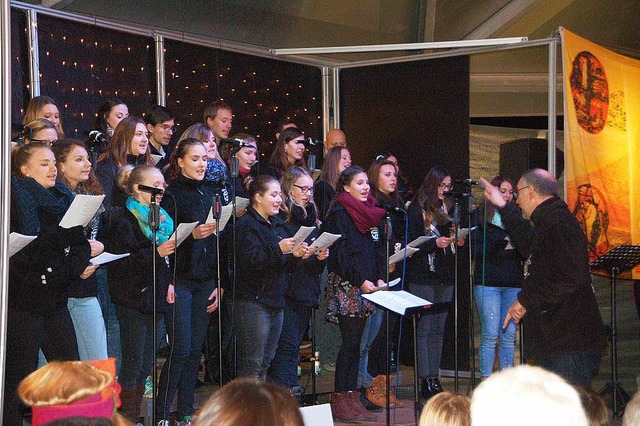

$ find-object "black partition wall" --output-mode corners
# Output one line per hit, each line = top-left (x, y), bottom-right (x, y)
(339, 55), (471, 372)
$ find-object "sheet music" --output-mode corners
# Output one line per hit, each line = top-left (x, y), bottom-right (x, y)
(207, 204), (233, 233)
(9, 233), (37, 258)
(388, 246), (419, 264)
(150, 154), (163, 166)
(235, 197), (250, 210)
(375, 277), (401, 290)
(59, 194), (105, 229)
(408, 235), (436, 247)
(457, 226), (477, 239)
(90, 252), (130, 265)
(291, 226), (315, 252)
(363, 290), (432, 316)
(169, 221), (199, 247)
(309, 232), (341, 250)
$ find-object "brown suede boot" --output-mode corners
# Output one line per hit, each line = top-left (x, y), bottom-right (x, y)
(367, 374), (405, 408)
(331, 392), (364, 423)
(346, 391), (377, 422)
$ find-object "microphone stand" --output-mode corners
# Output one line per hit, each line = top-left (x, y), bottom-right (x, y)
(212, 195), (223, 386)
(452, 200), (461, 392)
(229, 148), (240, 379)
(383, 211), (392, 426)
(149, 193), (160, 425)
(465, 187), (476, 389)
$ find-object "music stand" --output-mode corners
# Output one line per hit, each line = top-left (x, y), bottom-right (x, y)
(590, 245), (640, 418)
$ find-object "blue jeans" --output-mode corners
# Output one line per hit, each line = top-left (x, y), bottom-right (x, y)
(268, 305), (312, 388)
(96, 268), (122, 373)
(116, 305), (163, 389)
(474, 285), (520, 377)
(156, 279), (214, 420)
(233, 300), (283, 381)
(358, 307), (384, 388)
(407, 281), (453, 378)
(68, 297), (108, 361)
(537, 350), (601, 387)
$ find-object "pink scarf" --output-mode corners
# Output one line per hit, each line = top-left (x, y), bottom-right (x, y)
(337, 191), (386, 234)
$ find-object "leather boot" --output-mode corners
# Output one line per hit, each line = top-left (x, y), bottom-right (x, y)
(367, 375), (405, 408)
(428, 377), (444, 395)
(419, 378), (430, 399)
(347, 391), (377, 422)
(359, 388), (383, 413)
(331, 392), (363, 423)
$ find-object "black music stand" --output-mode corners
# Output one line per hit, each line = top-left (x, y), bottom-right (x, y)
(590, 245), (640, 418)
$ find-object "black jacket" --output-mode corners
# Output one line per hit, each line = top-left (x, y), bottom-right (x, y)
(471, 208), (525, 288)
(96, 154), (148, 210)
(161, 174), (223, 283)
(405, 201), (455, 286)
(107, 208), (172, 313)
(314, 180), (335, 222)
(280, 205), (326, 307)
(500, 197), (606, 358)
(234, 206), (300, 308)
(323, 204), (386, 287)
(10, 177), (90, 312)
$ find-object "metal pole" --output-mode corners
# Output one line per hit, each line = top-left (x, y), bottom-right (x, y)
(26, 8), (40, 97)
(548, 38), (557, 175)
(154, 34), (166, 106)
(331, 67), (340, 128)
(1, 0), (14, 419)
(321, 66), (330, 147)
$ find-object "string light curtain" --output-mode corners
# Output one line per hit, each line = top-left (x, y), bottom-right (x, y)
(10, 8), (30, 128)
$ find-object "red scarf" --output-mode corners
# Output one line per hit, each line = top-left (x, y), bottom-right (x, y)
(337, 191), (386, 234)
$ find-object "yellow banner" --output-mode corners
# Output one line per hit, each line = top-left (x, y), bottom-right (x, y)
(562, 28), (640, 275)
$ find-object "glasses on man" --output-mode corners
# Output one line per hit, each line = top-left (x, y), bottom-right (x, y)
(30, 139), (58, 147)
(158, 124), (176, 133)
(293, 184), (314, 194)
(438, 182), (453, 190)
(515, 185), (530, 197)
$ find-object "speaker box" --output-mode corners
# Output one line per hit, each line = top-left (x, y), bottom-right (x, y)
(499, 138), (564, 181)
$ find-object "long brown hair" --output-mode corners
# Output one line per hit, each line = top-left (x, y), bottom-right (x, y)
(411, 165), (451, 227)
(368, 159), (403, 207)
(319, 146), (347, 190)
(52, 140), (103, 195)
(167, 138), (206, 181)
(483, 175), (515, 222)
(98, 116), (152, 169)
(269, 127), (306, 175)
(23, 95), (65, 139)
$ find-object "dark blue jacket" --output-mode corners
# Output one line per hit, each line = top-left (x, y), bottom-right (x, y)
(234, 206), (300, 308)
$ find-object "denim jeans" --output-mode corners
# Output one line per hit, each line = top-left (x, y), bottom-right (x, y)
(156, 279), (214, 420)
(358, 307), (384, 388)
(116, 305), (163, 389)
(407, 281), (453, 378)
(96, 268), (122, 373)
(68, 297), (108, 361)
(474, 285), (520, 377)
(268, 305), (312, 388)
(233, 300), (284, 381)
(537, 350), (601, 387)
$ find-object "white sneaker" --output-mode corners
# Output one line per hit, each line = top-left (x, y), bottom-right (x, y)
(157, 421), (170, 426)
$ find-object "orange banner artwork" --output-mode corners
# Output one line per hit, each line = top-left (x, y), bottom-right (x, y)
(561, 28), (640, 276)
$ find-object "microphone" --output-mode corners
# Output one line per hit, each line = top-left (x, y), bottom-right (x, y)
(304, 137), (321, 146)
(212, 195), (222, 220)
(138, 184), (164, 197)
(454, 179), (478, 186)
(376, 203), (405, 212)
(219, 137), (250, 148)
(443, 190), (471, 198)
(87, 130), (108, 145)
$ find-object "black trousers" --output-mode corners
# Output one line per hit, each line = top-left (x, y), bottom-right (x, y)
(335, 315), (366, 392)
(3, 306), (79, 424)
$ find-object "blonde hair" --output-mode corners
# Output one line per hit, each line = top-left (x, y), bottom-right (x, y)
(117, 164), (162, 196)
(419, 391), (470, 426)
(195, 378), (303, 426)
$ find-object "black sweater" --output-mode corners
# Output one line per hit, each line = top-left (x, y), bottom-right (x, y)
(234, 206), (300, 308)
(107, 208), (172, 313)
(161, 174), (223, 284)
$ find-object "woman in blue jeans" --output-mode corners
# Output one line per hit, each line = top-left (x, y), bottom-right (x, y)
(267, 167), (328, 397)
(472, 176), (524, 379)
(157, 139), (223, 424)
(234, 174), (307, 380)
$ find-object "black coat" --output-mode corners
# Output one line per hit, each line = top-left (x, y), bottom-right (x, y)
(161, 174), (224, 284)
(314, 180), (335, 222)
(323, 204), (386, 287)
(234, 206), (300, 308)
(107, 208), (172, 313)
(405, 201), (455, 286)
(10, 177), (90, 312)
(280, 205), (326, 307)
(96, 154), (148, 210)
(500, 197), (607, 358)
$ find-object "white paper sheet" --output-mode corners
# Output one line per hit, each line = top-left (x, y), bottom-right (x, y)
(309, 232), (342, 251)
(235, 197), (250, 210)
(291, 226), (315, 252)
(363, 290), (432, 316)
(150, 154), (163, 166)
(9, 233), (37, 258)
(408, 235), (436, 247)
(206, 204), (233, 233)
(375, 277), (401, 290)
(457, 226), (477, 239)
(388, 246), (419, 264)
(169, 221), (199, 247)
(90, 252), (130, 265)
(59, 194), (105, 229)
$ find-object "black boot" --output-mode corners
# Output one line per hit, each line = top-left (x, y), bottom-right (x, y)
(428, 377), (444, 395)
(359, 388), (383, 413)
(419, 378), (430, 398)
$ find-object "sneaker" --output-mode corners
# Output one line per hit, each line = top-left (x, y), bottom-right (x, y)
(322, 361), (336, 372)
(157, 421), (170, 426)
(143, 375), (153, 399)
